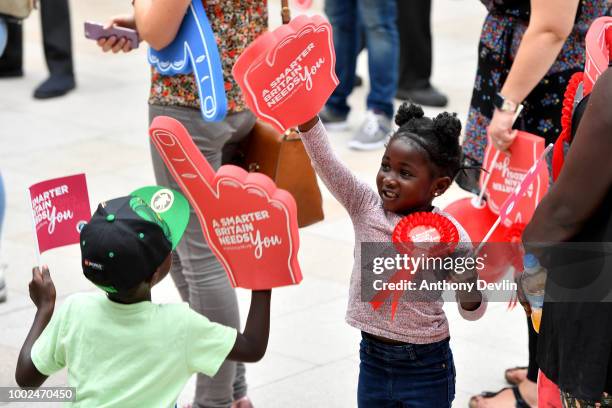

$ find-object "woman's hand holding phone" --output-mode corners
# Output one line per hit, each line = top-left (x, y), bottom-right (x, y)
(91, 16), (139, 54)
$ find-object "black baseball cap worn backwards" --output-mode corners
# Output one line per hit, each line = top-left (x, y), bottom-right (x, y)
(80, 186), (190, 293)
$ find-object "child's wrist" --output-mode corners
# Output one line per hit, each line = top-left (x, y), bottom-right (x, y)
(457, 290), (482, 311)
(298, 116), (319, 133)
(36, 303), (54, 315)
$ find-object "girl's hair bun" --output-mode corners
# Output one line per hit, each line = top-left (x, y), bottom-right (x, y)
(433, 112), (462, 142)
(395, 103), (424, 127)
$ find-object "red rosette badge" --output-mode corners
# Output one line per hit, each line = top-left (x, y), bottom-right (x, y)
(392, 212), (459, 257)
(370, 212), (460, 320)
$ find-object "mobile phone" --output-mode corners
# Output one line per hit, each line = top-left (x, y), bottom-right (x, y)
(84, 21), (139, 49)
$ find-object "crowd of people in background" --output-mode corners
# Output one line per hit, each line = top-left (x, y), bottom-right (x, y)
(1, 0), (611, 407)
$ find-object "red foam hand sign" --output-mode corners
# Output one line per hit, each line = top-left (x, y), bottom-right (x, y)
(29, 174), (91, 254)
(233, 14), (338, 133)
(584, 16), (612, 94)
(481, 131), (549, 227)
(443, 197), (509, 242)
(149, 116), (302, 290)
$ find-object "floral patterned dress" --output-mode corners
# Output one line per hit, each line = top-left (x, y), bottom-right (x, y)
(462, 0), (608, 164)
(148, 0), (268, 113)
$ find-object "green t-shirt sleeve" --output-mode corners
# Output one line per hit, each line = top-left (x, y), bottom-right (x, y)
(185, 308), (237, 377)
(30, 297), (72, 376)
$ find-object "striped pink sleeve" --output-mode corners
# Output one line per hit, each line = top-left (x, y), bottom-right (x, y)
(300, 120), (379, 216)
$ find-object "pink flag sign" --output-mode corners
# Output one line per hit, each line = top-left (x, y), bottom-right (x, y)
(481, 131), (549, 227)
(498, 144), (553, 224)
(28, 174), (91, 254)
(149, 116), (302, 290)
(584, 16), (612, 94)
(232, 14), (338, 133)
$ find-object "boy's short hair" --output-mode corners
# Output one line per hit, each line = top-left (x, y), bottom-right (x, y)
(80, 186), (190, 293)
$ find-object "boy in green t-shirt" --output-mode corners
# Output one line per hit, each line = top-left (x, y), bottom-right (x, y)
(15, 187), (272, 407)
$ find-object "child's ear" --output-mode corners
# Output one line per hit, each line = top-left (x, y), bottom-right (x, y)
(150, 255), (172, 287)
(431, 176), (452, 198)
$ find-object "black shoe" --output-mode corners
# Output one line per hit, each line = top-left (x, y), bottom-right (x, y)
(319, 106), (349, 131)
(396, 86), (448, 108)
(354, 75), (363, 87)
(0, 69), (24, 78)
(33, 74), (76, 99)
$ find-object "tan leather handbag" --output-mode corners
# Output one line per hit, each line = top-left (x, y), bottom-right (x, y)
(228, 0), (324, 228)
(0, 0), (34, 19)
(240, 120), (324, 228)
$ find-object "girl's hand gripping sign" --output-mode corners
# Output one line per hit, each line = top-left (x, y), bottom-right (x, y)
(232, 14), (339, 133)
(149, 116), (302, 290)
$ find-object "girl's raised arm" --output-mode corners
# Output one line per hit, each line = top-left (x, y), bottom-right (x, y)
(298, 118), (379, 216)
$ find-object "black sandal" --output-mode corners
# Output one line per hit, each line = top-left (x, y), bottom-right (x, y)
(469, 385), (531, 408)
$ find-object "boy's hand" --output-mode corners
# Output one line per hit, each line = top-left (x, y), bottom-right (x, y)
(29, 266), (56, 311)
(97, 15), (138, 54)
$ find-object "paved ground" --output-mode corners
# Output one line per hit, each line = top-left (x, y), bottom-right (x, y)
(0, 1), (529, 407)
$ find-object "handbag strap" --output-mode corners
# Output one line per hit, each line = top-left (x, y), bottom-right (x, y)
(280, 0), (301, 137)
(281, 0), (291, 24)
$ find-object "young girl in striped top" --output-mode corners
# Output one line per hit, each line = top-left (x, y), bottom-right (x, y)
(298, 103), (486, 407)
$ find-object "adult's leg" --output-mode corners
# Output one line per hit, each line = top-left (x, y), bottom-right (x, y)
(40, 0), (73, 77)
(397, 0), (431, 91)
(36, 0), (75, 98)
(324, 0), (359, 117)
(527, 317), (539, 383)
(0, 172), (5, 238)
(0, 19), (23, 77)
(149, 105), (254, 408)
(0, 172), (6, 302)
(358, 0), (398, 119)
(0, 18), (8, 57)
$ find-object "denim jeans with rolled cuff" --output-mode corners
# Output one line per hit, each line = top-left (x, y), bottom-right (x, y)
(358, 332), (456, 408)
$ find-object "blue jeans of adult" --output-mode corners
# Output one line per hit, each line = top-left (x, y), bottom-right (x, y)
(358, 332), (456, 408)
(0, 18), (7, 57)
(324, 0), (398, 119)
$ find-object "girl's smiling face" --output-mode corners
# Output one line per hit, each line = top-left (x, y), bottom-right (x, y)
(376, 138), (451, 215)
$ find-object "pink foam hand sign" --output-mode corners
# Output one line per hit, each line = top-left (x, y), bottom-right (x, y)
(29, 174), (91, 254)
(481, 131), (549, 227)
(149, 116), (302, 290)
(498, 144), (553, 224)
(584, 16), (612, 94)
(232, 14), (339, 133)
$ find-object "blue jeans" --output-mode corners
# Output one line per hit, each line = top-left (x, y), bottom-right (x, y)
(358, 333), (456, 408)
(324, 0), (398, 118)
(0, 18), (7, 57)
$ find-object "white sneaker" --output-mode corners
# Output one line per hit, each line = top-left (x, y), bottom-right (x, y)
(348, 110), (391, 151)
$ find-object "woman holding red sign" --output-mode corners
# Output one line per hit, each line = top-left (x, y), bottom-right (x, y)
(97, 1), (268, 407)
(460, 1), (607, 407)
(458, 0), (607, 192)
